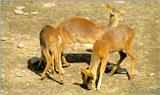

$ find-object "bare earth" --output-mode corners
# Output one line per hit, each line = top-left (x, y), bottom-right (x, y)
(1, 0), (160, 95)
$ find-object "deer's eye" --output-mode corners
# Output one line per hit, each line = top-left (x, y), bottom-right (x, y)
(87, 76), (93, 82)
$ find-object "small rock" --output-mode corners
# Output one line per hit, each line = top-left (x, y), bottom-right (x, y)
(14, 71), (23, 77)
(148, 73), (155, 77)
(1, 37), (7, 41)
(1, 73), (4, 80)
(14, 6), (29, 15)
(16, 73), (23, 77)
(155, 20), (159, 23)
(42, 2), (56, 8)
(14, 9), (29, 15)
(14, 9), (24, 14)
(23, 12), (29, 15)
(31, 11), (38, 15)
(17, 43), (24, 48)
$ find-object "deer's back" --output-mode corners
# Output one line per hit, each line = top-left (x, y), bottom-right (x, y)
(40, 25), (58, 49)
(94, 24), (135, 55)
(58, 17), (104, 43)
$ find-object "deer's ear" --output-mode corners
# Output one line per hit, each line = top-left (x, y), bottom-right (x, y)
(117, 10), (124, 20)
(104, 4), (113, 13)
(80, 67), (92, 77)
(80, 67), (88, 75)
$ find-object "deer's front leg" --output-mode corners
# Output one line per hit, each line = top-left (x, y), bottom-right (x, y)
(96, 56), (108, 90)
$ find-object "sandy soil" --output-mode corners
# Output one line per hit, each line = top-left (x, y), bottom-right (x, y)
(1, 0), (160, 95)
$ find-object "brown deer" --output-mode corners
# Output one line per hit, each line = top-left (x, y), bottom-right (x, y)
(56, 4), (123, 66)
(81, 24), (136, 90)
(39, 25), (63, 84)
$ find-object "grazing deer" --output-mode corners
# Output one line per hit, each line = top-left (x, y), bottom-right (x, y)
(56, 4), (123, 66)
(81, 24), (136, 90)
(39, 25), (63, 84)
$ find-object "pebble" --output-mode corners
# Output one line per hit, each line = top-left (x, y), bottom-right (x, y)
(17, 43), (24, 48)
(148, 73), (155, 77)
(1, 73), (4, 80)
(42, 2), (56, 8)
(14, 9), (29, 15)
(14, 6), (29, 15)
(30, 11), (38, 15)
(14, 9), (23, 14)
(14, 70), (23, 77)
(1, 37), (7, 41)
(15, 72), (23, 77)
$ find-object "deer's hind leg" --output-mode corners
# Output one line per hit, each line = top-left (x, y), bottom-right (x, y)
(109, 51), (127, 75)
(126, 50), (136, 79)
(54, 49), (64, 84)
(51, 52), (55, 74)
(54, 48), (64, 74)
(61, 52), (70, 67)
(37, 49), (45, 70)
(124, 43), (136, 79)
(40, 48), (52, 80)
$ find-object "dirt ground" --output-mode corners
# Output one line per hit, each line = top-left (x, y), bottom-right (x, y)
(1, 0), (160, 95)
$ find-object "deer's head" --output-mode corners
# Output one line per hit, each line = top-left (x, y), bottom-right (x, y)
(81, 67), (95, 90)
(105, 4), (123, 21)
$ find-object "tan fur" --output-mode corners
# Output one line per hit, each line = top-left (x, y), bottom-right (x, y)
(81, 24), (136, 90)
(39, 25), (63, 84)
(56, 4), (123, 66)
(105, 4), (123, 27)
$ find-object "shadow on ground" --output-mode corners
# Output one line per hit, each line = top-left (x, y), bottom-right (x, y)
(65, 53), (130, 80)
(27, 53), (130, 87)
(27, 53), (130, 81)
(27, 56), (65, 84)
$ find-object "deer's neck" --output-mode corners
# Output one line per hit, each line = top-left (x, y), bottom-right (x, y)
(108, 19), (119, 28)
(88, 56), (100, 75)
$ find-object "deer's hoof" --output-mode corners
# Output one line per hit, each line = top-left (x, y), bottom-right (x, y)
(39, 76), (45, 80)
(60, 80), (64, 85)
(62, 63), (70, 67)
